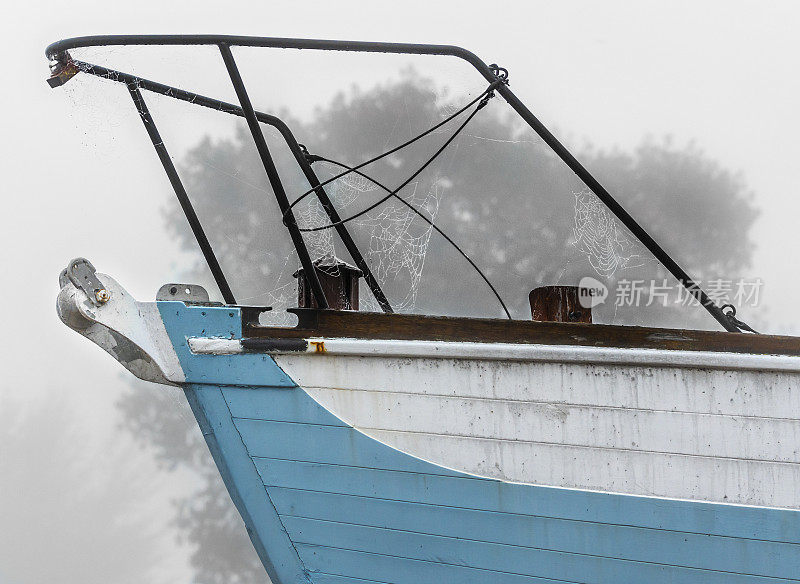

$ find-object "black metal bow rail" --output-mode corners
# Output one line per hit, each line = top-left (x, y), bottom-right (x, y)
(45, 34), (745, 332)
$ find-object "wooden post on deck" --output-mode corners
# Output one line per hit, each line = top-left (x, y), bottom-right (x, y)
(295, 258), (362, 311)
(529, 286), (592, 323)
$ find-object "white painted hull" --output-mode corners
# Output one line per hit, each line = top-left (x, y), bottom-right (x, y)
(269, 339), (800, 509)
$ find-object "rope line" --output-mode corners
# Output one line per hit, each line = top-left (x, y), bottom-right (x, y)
(291, 85), (498, 232)
(284, 80), (501, 223)
(311, 155), (512, 319)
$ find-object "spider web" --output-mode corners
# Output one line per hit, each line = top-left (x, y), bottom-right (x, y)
(573, 188), (645, 278)
(267, 163), (443, 317)
(358, 181), (442, 311)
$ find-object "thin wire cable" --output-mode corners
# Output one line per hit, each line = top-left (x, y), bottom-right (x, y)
(295, 90), (495, 233)
(313, 155), (512, 319)
(284, 80), (501, 218)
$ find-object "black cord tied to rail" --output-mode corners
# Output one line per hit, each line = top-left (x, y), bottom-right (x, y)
(298, 143), (323, 164)
(282, 78), (503, 232)
(720, 304), (759, 334)
(283, 79), (501, 232)
(489, 63), (509, 85)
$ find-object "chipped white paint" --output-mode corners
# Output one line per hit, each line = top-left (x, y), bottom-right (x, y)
(270, 339), (800, 508)
(57, 274), (184, 384)
(189, 337), (242, 355)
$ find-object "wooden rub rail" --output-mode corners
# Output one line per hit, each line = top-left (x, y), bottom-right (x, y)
(243, 308), (800, 356)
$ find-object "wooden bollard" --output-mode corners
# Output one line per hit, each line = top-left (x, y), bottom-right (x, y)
(529, 286), (592, 323)
(294, 258), (362, 310)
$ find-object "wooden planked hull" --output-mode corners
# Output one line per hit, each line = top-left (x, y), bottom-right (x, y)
(161, 304), (800, 583)
(57, 276), (800, 583)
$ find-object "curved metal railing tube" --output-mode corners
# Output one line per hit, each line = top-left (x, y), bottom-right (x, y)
(46, 34), (741, 330)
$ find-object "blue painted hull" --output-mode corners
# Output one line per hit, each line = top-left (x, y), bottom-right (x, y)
(161, 302), (800, 583)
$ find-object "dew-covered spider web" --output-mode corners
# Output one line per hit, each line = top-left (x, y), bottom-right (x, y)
(255, 79), (481, 322)
(572, 188), (645, 278)
(290, 164), (443, 314)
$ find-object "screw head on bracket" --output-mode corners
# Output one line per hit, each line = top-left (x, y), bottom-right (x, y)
(95, 289), (111, 304)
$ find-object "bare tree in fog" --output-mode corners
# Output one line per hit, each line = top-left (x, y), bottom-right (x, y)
(121, 71), (759, 583)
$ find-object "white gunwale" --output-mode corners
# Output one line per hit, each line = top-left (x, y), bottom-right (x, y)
(188, 336), (800, 373)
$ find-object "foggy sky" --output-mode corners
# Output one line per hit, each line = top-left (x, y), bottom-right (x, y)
(2, 1), (799, 582)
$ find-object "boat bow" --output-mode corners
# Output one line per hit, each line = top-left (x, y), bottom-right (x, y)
(56, 258), (184, 385)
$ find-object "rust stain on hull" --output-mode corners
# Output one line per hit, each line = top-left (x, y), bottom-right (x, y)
(309, 340), (326, 354)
